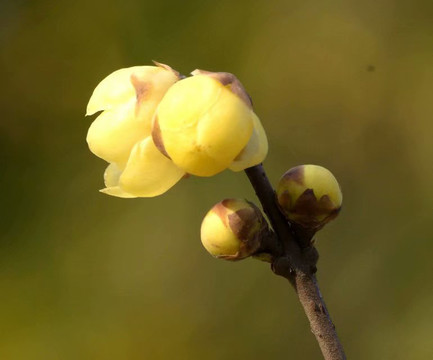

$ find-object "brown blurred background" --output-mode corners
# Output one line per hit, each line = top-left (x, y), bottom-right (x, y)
(1, 0), (432, 359)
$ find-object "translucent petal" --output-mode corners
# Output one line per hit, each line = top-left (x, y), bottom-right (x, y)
(86, 65), (178, 116)
(100, 186), (137, 198)
(229, 113), (268, 171)
(86, 100), (148, 165)
(99, 163), (136, 198)
(132, 67), (180, 123)
(87, 65), (179, 164)
(86, 66), (145, 116)
(103, 163), (124, 187)
(119, 137), (185, 197)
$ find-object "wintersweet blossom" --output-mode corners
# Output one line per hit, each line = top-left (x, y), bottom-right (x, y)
(86, 63), (183, 198)
(86, 63), (268, 198)
(153, 70), (268, 176)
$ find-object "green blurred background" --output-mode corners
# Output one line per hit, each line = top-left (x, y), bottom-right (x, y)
(1, 0), (432, 359)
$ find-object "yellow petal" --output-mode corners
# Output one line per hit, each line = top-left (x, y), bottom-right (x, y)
(98, 163), (136, 198)
(86, 100), (147, 165)
(196, 82), (253, 167)
(156, 75), (254, 176)
(103, 163), (124, 187)
(100, 186), (137, 198)
(302, 165), (343, 206)
(229, 113), (268, 171)
(119, 137), (185, 197)
(87, 65), (180, 165)
(132, 66), (180, 123)
(201, 210), (241, 257)
(86, 66), (143, 116)
(86, 65), (178, 116)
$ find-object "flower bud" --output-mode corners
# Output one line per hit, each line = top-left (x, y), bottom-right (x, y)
(153, 70), (268, 177)
(200, 199), (268, 260)
(276, 165), (342, 230)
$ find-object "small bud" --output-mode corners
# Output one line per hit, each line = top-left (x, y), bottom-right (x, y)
(200, 199), (268, 260)
(276, 165), (342, 231)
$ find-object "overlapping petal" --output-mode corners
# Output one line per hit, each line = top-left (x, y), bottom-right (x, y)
(119, 137), (185, 197)
(87, 99), (146, 165)
(100, 163), (136, 198)
(86, 66), (144, 116)
(86, 64), (182, 197)
(229, 112), (268, 171)
(99, 137), (185, 198)
(155, 75), (255, 176)
(86, 65), (179, 116)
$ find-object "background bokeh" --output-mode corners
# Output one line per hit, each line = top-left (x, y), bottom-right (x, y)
(1, 0), (433, 359)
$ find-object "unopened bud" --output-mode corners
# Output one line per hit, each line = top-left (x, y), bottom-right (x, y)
(200, 199), (268, 260)
(153, 71), (267, 177)
(276, 165), (342, 231)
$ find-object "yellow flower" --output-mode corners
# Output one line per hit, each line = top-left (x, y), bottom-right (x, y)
(86, 63), (183, 198)
(86, 64), (268, 198)
(153, 70), (268, 176)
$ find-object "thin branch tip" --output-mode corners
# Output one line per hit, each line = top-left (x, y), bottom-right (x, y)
(244, 164), (346, 360)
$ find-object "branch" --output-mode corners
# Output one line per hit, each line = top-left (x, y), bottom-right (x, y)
(245, 164), (346, 360)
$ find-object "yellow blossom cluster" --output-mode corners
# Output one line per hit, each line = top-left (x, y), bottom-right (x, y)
(86, 63), (268, 197)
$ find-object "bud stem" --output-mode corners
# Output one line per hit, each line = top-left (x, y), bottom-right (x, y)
(244, 164), (346, 360)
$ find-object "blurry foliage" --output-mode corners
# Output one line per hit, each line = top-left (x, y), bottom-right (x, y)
(1, 0), (433, 359)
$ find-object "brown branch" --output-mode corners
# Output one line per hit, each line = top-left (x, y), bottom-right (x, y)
(245, 164), (346, 360)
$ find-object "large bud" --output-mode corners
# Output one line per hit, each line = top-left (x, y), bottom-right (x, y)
(276, 165), (342, 231)
(152, 70), (268, 177)
(200, 199), (269, 260)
